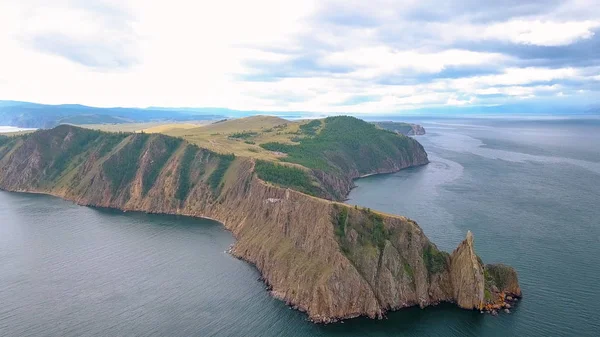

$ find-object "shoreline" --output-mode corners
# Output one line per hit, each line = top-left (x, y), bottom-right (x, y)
(0, 169), (520, 324)
(343, 161), (430, 202)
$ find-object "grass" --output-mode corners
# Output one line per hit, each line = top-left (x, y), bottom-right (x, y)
(176, 145), (199, 201)
(422, 243), (449, 275)
(23, 116), (426, 204)
(229, 131), (259, 139)
(0, 138), (14, 161)
(485, 289), (493, 301)
(334, 205), (348, 237)
(255, 160), (321, 196)
(142, 122), (208, 133)
(298, 119), (322, 135)
(143, 116), (424, 185)
(46, 129), (104, 181)
(0, 135), (11, 147)
(207, 154), (235, 195)
(333, 206), (392, 256)
(141, 136), (182, 195)
(259, 116), (421, 174)
(154, 116), (322, 160)
(102, 133), (150, 193)
(75, 121), (209, 133)
(485, 264), (515, 290)
(70, 116), (295, 161)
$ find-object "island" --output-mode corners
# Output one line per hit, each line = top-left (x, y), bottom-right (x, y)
(0, 116), (520, 322)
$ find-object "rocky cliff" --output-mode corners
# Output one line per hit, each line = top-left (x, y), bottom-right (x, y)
(409, 124), (426, 136)
(375, 122), (426, 136)
(0, 124), (520, 322)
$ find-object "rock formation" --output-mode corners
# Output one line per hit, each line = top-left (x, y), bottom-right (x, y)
(408, 124), (426, 136)
(0, 124), (520, 322)
(374, 122), (426, 136)
(450, 231), (485, 309)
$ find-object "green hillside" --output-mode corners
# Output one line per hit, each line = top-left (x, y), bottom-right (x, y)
(260, 116), (424, 173)
(0, 116), (428, 201)
(255, 116), (428, 199)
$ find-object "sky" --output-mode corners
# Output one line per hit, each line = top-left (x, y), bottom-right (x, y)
(0, 0), (599, 114)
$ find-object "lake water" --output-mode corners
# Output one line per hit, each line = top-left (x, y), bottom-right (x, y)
(1, 117), (599, 336)
(0, 126), (36, 133)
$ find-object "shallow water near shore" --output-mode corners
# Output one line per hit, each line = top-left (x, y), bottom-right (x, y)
(2, 117), (600, 336)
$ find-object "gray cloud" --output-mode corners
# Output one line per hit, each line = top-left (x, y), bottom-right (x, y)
(234, 0), (599, 109)
(457, 32), (600, 69)
(20, 0), (139, 70)
(27, 33), (138, 69)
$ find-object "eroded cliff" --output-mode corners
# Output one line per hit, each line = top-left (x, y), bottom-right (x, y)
(0, 124), (520, 322)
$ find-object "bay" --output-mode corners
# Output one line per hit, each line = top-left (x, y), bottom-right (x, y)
(1, 117), (599, 336)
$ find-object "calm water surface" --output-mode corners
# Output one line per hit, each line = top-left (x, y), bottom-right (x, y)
(0, 126), (36, 133)
(1, 118), (599, 336)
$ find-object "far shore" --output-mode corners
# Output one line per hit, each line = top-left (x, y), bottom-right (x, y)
(0, 126), (37, 134)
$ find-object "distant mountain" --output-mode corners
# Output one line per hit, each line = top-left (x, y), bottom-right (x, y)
(0, 101), (226, 128)
(4, 99), (597, 129)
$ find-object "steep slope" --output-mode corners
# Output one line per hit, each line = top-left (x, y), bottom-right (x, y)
(0, 124), (520, 322)
(259, 116), (429, 200)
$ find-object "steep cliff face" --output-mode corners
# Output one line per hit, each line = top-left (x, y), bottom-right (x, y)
(313, 136), (429, 200)
(0, 125), (520, 322)
(450, 231), (485, 309)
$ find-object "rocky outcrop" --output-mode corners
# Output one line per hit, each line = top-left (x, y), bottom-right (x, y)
(408, 124), (426, 136)
(485, 264), (522, 297)
(0, 125), (520, 322)
(374, 122), (426, 136)
(450, 231), (485, 309)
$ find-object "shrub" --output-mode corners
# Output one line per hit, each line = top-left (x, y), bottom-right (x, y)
(254, 160), (319, 196)
(176, 145), (198, 201)
(334, 205), (348, 237)
(208, 154), (235, 195)
(259, 116), (423, 174)
(103, 133), (150, 193)
(229, 131), (258, 139)
(299, 119), (321, 135)
(141, 137), (182, 195)
(422, 244), (449, 274)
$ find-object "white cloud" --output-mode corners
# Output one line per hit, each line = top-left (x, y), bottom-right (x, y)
(483, 20), (600, 46)
(432, 19), (600, 47)
(0, 0), (598, 112)
(322, 48), (507, 78)
(446, 95), (476, 106)
(442, 67), (578, 91)
(475, 85), (562, 97)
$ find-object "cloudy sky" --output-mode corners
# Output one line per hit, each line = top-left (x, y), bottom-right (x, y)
(0, 0), (599, 113)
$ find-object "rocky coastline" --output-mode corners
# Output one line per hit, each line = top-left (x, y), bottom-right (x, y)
(0, 125), (521, 323)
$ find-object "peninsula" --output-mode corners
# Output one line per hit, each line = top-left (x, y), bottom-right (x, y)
(0, 116), (520, 322)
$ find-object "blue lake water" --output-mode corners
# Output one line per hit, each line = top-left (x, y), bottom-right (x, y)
(0, 126), (36, 133)
(1, 117), (599, 336)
